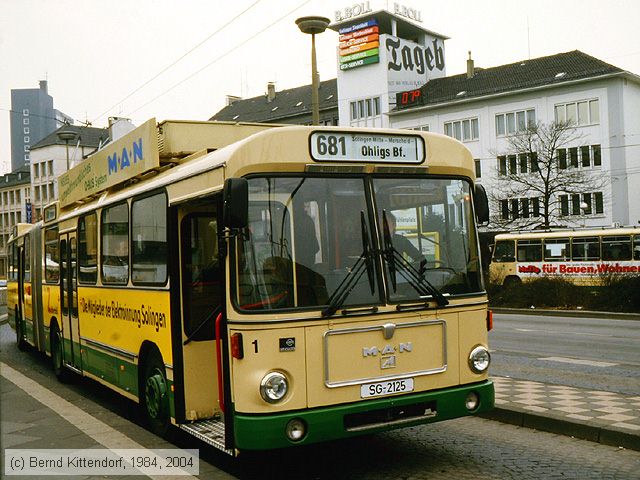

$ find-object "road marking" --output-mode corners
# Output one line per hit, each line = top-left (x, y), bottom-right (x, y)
(0, 362), (199, 480)
(515, 328), (613, 338)
(538, 356), (618, 367)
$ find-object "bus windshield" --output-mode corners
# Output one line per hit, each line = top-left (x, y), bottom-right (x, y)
(234, 175), (482, 312)
(374, 177), (482, 302)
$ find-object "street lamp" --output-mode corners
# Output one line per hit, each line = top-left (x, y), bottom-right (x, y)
(56, 128), (77, 171)
(580, 201), (588, 228)
(296, 16), (330, 126)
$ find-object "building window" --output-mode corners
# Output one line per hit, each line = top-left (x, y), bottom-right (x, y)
(409, 125), (429, 131)
(23, 127), (29, 134)
(557, 145), (601, 169)
(23, 109), (29, 116)
(497, 153), (538, 175)
(499, 197), (541, 220)
(24, 136), (30, 143)
(495, 109), (535, 136)
(559, 192), (604, 216)
(554, 99), (599, 126)
(444, 117), (479, 142)
(350, 96), (381, 122)
(23, 118), (29, 125)
(24, 145), (30, 152)
(34, 164), (39, 178)
(475, 159), (482, 178)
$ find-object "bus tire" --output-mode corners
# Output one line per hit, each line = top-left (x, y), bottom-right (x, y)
(15, 314), (28, 351)
(51, 324), (71, 383)
(504, 276), (521, 289)
(140, 349), (169, 437)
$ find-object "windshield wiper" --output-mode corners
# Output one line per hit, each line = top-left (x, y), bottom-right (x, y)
(322, 212), (375, 317)
(382, 210), (449, 307)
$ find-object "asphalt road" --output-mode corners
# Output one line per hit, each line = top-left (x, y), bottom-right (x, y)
(490, 312), (640, 395)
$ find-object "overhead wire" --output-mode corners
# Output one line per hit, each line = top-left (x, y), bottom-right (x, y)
(125, 0), (312, 116)
(91, 0), (265, 124)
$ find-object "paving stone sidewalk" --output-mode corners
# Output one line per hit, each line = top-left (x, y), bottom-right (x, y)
(485, 376), (640, 451)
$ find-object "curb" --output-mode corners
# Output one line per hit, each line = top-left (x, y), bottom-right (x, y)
(490, 307), (640, 321)
(480, 407), (640, 452)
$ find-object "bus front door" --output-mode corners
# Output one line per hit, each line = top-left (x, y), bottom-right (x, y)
(177, 208), (223, 421)
(60, 233), (82, 372)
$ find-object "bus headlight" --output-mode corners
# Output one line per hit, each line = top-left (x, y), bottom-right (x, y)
(260, 371), (288, 403)
(468, 346), (490, 373)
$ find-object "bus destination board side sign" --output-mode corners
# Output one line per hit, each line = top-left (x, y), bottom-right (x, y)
(310, 132), (425, 164)
(58, 118), (159, 208)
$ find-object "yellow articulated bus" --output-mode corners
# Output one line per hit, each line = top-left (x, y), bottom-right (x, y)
(8, 119), (493, 455)
(490, 227), (640, 287)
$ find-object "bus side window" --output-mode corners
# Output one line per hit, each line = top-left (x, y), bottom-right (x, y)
(571, 237), (600, 261)
(78, 215), (97, 284)
(602, 235), (632, 261)
(634, 235), (640, 260)
(132, 192), (167, 285)
(101, 203), (129, 285)
(24, 236), (31, 283)
(517, 239), (542, 262)
(544, 238), (569, 262)
(492, 240), (515, 263)
(45, 227), (60, 283)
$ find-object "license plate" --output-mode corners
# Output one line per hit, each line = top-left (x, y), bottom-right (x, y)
(360, 378), (414, 398)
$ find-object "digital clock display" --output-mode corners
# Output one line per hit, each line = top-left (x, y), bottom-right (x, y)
(396, 88), (423, 107)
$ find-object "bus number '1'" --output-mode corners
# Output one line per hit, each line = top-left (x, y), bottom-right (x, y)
(316, 135), (346, 156)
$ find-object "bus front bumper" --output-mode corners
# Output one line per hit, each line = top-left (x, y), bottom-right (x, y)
(233, 379), (494, 450)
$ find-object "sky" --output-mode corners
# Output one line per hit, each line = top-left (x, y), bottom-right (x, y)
(1, 0), (639, 174)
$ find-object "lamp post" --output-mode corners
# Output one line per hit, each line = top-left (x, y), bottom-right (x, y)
(56, 128), (77, 171)
(296, 16), (330, 126)
(580, 201), (588, 228)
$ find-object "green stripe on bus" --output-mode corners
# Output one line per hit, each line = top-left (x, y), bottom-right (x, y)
(233, 380), (494, 450)
(58, 338), (176, 418)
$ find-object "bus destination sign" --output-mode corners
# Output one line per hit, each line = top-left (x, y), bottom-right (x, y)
(310, 132), (425, 164)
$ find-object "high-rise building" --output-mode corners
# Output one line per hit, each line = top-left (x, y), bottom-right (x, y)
(9, 80), (73, 172)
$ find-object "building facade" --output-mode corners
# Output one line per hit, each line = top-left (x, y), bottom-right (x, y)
(389, 50), (640, 228)
(0, 168), (31, 276)
(209, 6), (640, 229)
(29, 125), (109, 222)
(9, 80), (73, 172)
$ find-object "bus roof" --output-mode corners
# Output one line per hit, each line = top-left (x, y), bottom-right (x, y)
(53, 121), (475, 223)
(494, 226), (640, 241)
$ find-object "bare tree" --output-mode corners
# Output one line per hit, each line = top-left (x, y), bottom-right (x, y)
(489, 121), (607, 229)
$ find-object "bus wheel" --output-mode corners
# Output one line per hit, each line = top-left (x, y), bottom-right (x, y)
(504, 276), (521, 289)
(51, 326), (70, 383)
(16, 316), (28, 351)
(141, 351), (169, 436)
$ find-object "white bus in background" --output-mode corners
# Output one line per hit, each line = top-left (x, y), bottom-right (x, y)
(490, 227), (640, 287)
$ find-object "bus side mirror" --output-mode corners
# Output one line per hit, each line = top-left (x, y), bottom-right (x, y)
(223, 178), (248, 229)
(474, 184), (489, 224)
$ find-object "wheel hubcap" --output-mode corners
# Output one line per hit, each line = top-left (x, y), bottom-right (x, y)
(145, 369), (168, 419)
